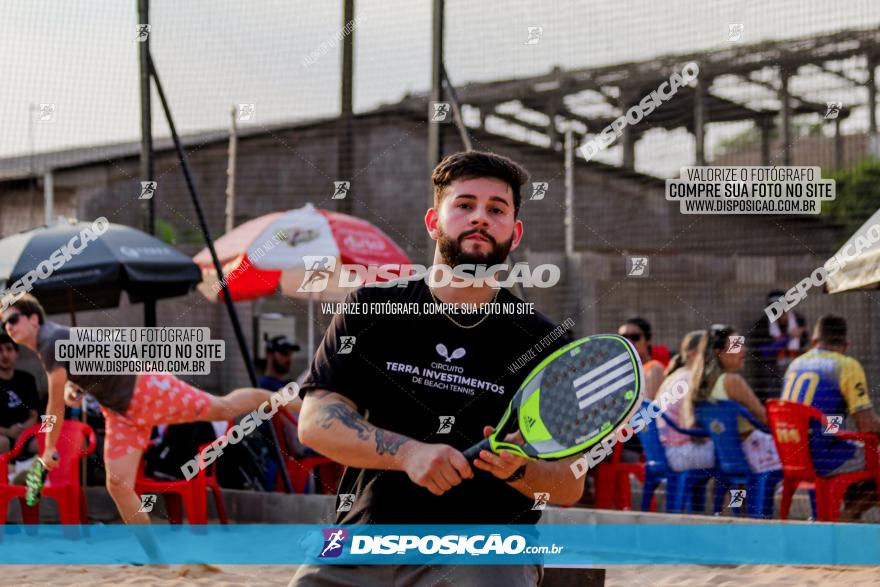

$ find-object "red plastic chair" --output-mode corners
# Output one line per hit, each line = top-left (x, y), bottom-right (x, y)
(651, 344), (671, 369)
(272, 410), (343, 494)
(592, 444), (649, 511)
(767, 400), (880, 522)
(0, 420), (97, 525)
(134, 421), (230, 524)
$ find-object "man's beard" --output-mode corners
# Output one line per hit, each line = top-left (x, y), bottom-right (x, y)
(437, 225), (513, 267)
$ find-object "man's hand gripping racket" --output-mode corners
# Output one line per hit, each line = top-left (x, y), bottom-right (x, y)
(464, 334), (644, 465)
(25, 451), (59, 506)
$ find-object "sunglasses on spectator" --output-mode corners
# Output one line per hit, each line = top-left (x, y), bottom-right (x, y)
(621, 332), (643, 343)
(1, 313), (23, 329)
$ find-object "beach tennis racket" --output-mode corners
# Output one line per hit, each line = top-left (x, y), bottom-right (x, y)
(463, 335), (643, 461)
(24, 452), (57, 506)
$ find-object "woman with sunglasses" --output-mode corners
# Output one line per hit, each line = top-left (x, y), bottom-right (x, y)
(618, 317), (665, 400)
(682, 325), (781, 474)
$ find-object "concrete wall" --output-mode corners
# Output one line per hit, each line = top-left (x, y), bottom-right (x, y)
(2, 111), (873, 402)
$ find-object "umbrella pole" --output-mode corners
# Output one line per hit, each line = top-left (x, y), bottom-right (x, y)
(148, 52), (293, 494)
(66, 290), (88, 498)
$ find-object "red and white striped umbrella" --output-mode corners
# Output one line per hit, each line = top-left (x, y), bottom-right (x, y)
(193, 204), (413, 358)
(193, 203), (412, 303)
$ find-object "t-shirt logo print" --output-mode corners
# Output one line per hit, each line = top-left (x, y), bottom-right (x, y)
(436, 343), (466, 363)
(6, 391), (23, 408)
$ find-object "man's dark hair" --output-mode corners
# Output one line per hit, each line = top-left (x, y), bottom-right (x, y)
(9, 294), (45, 325)
(625, 317), (652, 341)
(0, 333), (18, 352)
(432, 151), (529, 218)
(815, 314), (847, 347)
(766, 289), (786, 303)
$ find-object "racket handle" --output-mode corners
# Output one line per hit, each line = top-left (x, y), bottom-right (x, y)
(463, 438), (492, 461)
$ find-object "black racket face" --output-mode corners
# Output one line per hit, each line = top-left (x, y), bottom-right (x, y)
(515, 335), (643, 459)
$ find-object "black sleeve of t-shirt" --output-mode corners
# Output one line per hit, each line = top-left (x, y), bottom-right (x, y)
(15, 371), (40, 413)
(299, 287), (371, 410)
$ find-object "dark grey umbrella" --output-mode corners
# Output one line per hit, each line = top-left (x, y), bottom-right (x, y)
(0, 218), (200, 314)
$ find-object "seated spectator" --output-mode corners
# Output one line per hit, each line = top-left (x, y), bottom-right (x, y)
(258, 335), (311, 489)
(683, 324), (781, 474)
(0, 333), (40, 458)
(259, 335), (301, 393)
(657, 330), (715, 471)
(782, 314), (880, 522)
(618, 317), (665, 400)
(749, 290), (809, 400)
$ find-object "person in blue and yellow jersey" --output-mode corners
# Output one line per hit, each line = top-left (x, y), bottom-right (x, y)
(782, 314), (880, 521)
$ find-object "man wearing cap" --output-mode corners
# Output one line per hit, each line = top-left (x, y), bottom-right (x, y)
(0, 333), (40, 458)
(260, 335), (301, 393)
(257, 335), (308, 489)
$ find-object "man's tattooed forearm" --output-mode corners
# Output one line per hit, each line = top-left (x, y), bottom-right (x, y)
(375, 429), (410, 455)
(318, 402), (372, 440)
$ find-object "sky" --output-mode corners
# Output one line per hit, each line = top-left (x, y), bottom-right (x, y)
(2, 0), (879, 177)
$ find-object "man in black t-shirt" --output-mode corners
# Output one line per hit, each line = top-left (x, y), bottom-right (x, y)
(290, 151), (584, 587)
(0, 333), (39, 457)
